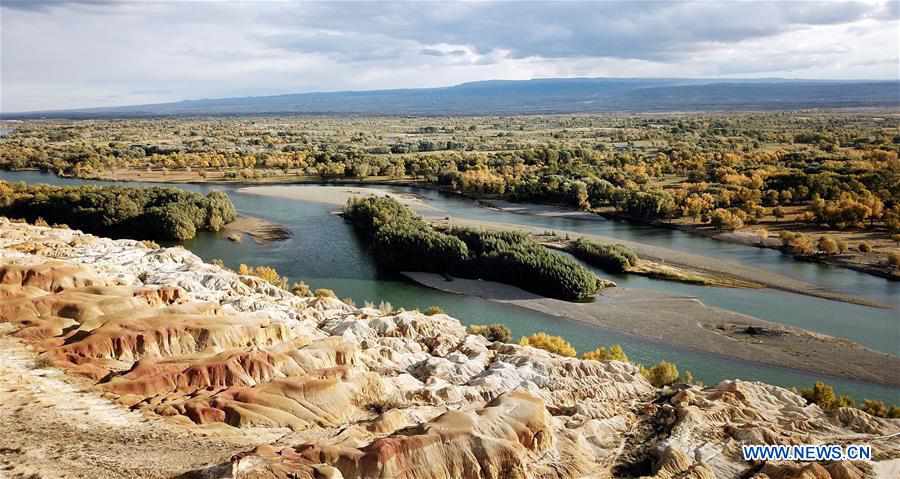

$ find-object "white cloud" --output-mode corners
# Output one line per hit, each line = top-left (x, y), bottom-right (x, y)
(1, 0), (898, 112)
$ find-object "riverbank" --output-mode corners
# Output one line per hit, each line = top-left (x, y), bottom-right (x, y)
(433, 216), (892, 309)
(403, 272), (900, 388)
(221, 215), (292, 243)
(239, 184), (439, 211)
(87, 167), (422, 188)
(37, 168), (900, 283)
(236, 183), (890, 307)
(480, 198), (900, 283)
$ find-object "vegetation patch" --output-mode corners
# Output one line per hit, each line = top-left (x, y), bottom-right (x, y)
(467, 323), (512, 343)
(799, 381), (900, 418)
(344, 196), (600, 301)
(567, 238), (638, 273)
(0, 180), (235, 241)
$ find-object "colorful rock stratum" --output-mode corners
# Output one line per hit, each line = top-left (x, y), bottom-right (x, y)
(0, 217), (897, 479)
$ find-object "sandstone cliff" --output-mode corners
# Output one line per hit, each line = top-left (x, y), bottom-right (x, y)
(0, 218), (897, 479)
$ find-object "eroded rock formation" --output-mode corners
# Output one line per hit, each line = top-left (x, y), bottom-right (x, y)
(0, 218), (897, 479)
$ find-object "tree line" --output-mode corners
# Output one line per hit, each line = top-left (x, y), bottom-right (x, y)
(0, 181), (236, 241)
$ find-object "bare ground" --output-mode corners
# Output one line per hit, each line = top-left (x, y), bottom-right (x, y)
(0, 327), (280, 479)
(221, 215), (292, 244)
(238, 184), (438, 211)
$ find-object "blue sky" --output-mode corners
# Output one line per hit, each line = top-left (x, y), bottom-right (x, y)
(2, 0), (898, 112)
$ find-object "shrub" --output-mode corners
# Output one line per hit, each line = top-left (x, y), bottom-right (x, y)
(314, 288), (337, 298)
(423, 305), (444, 316)
(887, 251), (900, 268)
(582, 344), (629, 362)
(467, 324), (512, 343)
(677, 370), (696, 385)
(238, 264), (288, 289)
(836, 239), (849, 253)
(290, 281), (312, 297)
(518, 332), (577, 357)
(799, 382), (855, 410)
(640, 361), (679, 387)
(376, 301), (395, 314)
(861, 399), (889, 418)
(568, 238), (638, 273)
(858, 242), (871, 253)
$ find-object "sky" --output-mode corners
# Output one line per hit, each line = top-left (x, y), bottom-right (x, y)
(1, 0), (899, 112)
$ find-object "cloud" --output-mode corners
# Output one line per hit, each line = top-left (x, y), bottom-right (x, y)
(420, 48), (467, 57)
(1, 0), (897, 112)
(1, 0), (125, 13)
(252, 1), (884, 61)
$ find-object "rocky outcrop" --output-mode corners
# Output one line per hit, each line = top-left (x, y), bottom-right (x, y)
(1, 218), (897, 479)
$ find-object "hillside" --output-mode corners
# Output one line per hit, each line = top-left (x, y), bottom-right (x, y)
(1, 218), (899, 478)
(6, 78), (900, 118)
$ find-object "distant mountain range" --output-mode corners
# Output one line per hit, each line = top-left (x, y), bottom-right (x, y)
(6, 78), (900, 118)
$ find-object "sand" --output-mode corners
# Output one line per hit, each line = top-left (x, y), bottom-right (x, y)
(221, 214), (292, 243)
(239, 184), (439, 211)
(403, 272), (900, 387)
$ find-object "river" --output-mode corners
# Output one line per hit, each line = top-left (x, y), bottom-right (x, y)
(2, 170), (898, 403)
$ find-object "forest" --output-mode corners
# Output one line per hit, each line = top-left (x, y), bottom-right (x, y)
(0, 181), (236, 241)
(1, 112), (898, 276)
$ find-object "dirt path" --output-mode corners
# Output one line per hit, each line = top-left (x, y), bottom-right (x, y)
(0, 328), (275, 479)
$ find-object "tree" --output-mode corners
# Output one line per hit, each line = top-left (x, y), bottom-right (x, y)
(780, 231), (815, 256)
(817, 236), (839, 255)
(710, 208), (744, 231)
(640, 361), (679, 387)
(146, 205), (196, 241)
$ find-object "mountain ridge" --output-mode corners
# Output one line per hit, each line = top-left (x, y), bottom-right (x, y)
(4, 77), (899, 118)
